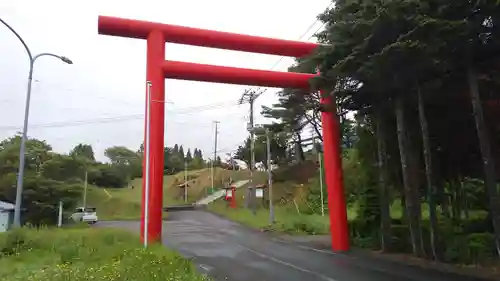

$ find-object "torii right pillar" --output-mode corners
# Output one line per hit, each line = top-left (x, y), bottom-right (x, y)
(320, 89), (350, 251)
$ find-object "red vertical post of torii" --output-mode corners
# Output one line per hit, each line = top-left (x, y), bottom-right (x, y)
(142, 30), (166, 244)
(98, 15), (350, 251)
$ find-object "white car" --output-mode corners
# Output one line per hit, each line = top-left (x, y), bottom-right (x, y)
(70, 207), (98, 224)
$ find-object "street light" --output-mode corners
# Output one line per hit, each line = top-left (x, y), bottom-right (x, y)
(0, 18), (73, 227)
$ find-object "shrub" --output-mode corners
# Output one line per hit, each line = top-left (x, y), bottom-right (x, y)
(443, 232), (496, 264)
(279, 216), (328, 235)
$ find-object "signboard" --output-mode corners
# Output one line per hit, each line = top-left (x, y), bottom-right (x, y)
(255, 189), (264, 198)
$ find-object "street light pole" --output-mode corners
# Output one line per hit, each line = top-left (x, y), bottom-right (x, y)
(144, 81), (153, 248)
(184, 160), (188, 202)
(266, 128), (275, 224)
(0, 18), (73, 227)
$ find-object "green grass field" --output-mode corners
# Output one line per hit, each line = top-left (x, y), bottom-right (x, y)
(0, 226), (209, 281)
(83, 168), (266, 221)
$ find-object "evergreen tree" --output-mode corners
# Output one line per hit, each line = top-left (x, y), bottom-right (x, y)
(186, 149), (193, 163)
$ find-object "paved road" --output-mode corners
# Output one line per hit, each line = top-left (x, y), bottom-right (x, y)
(98, 211), (491, 281)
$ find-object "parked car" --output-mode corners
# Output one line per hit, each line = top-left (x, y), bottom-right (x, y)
(70, 207), (98, 224)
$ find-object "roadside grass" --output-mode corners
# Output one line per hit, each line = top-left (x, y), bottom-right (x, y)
(209, 203), (333, 235)
(84, 187), (143, 221)
(206, 178), (433, 236)
(207, 178), (343, 235)
(0, 226), (209, 281)
(209, 197), (488, 236)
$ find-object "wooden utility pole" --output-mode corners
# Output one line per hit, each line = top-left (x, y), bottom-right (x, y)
(266, 128), (275, 224)
(83, 170), (88, 208)
(211, 121), (220, 194)
(184, 160), (188, 202)
(311, 127), (325, 216)
(239, 88), (265, 212)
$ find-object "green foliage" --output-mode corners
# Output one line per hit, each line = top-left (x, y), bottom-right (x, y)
(163, 144), (207, 173)
(272, 161), (317, 184)
(305, 171), (327, 215)
(0, 136), (83, 225)
(234, 132), (288, 168)
(69, 144), (95, 162)
(91, 164), (128, 188)
(104, 146), (142, 182)
(279, 216), (328, 235)
(41, 154), (86, 182)
(285, 0), (500, 266)
(0, 132), (213, 226)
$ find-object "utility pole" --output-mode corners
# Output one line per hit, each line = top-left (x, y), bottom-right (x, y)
(249, 95), (255, 213)
(239, 88), (264, 212)
(83, 170), (88, 208)
(266, 128), (275, 224)
(312, 127), (325, 216)
(211, 121), (220, 194)
(184, 160), (188, 202)
(57, 200), (63, 228)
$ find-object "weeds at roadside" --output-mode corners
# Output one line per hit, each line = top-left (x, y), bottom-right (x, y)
(0, 227), (209, 281)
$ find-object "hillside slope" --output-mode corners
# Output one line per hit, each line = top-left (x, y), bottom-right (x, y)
(83, 168), (265, 220)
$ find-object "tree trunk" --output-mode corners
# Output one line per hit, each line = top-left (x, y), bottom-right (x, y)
(417, 85), (440, 260)
(305, 112), (323, 142)
(295, 133), (305, 162)
(400, 190), (408, 222)
(408, 135), (425, 256)
(467, 66), (500, 257)
(436, 178), (450, 218)
(395, 96), (425, 257)
(450, 180), (462, 221)
(461, 180), (470, 219)
(376, 108), (392, 252)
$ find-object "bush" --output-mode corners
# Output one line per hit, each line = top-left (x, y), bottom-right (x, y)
(273, 161), (317, 184)
(0, 227), (209, 281)
(443, 232), (496, 264)
(279, 216), (329, 235)
(352, 217), (497, 264)
(348, 219), (380, 249)
(92, 165), (128, 188)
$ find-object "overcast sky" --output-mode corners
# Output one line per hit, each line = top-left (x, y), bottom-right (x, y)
(0, 0), (331, 162)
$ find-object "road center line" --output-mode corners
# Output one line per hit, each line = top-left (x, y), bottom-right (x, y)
(271, 240), (425, 281)
(235, 243), (337, 281)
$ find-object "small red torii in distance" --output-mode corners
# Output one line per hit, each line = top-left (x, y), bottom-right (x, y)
(97, 15), (349, 252)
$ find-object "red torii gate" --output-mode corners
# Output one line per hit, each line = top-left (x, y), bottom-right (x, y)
(97, 15), (349, 251)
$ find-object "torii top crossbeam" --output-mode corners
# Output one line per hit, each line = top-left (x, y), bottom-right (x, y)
(98, 16), (320, 58)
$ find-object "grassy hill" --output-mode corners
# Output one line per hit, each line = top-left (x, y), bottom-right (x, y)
(83, 168), (266, 220)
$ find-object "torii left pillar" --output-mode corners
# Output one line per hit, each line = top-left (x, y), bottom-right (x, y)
(141, 30), (166, 244)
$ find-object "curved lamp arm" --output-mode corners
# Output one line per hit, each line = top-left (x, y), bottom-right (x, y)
(33, 53), (73, 65)
(0, 17), (33, 61)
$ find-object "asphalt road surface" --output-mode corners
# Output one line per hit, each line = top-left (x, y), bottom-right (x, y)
(98, 211), (491, 281)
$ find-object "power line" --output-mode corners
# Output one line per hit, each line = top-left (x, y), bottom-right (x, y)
(0, 101), (247, 131)
(243, 2), (334, 99)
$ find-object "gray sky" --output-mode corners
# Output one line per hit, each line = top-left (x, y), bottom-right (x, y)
(0, 0), (331, 162)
